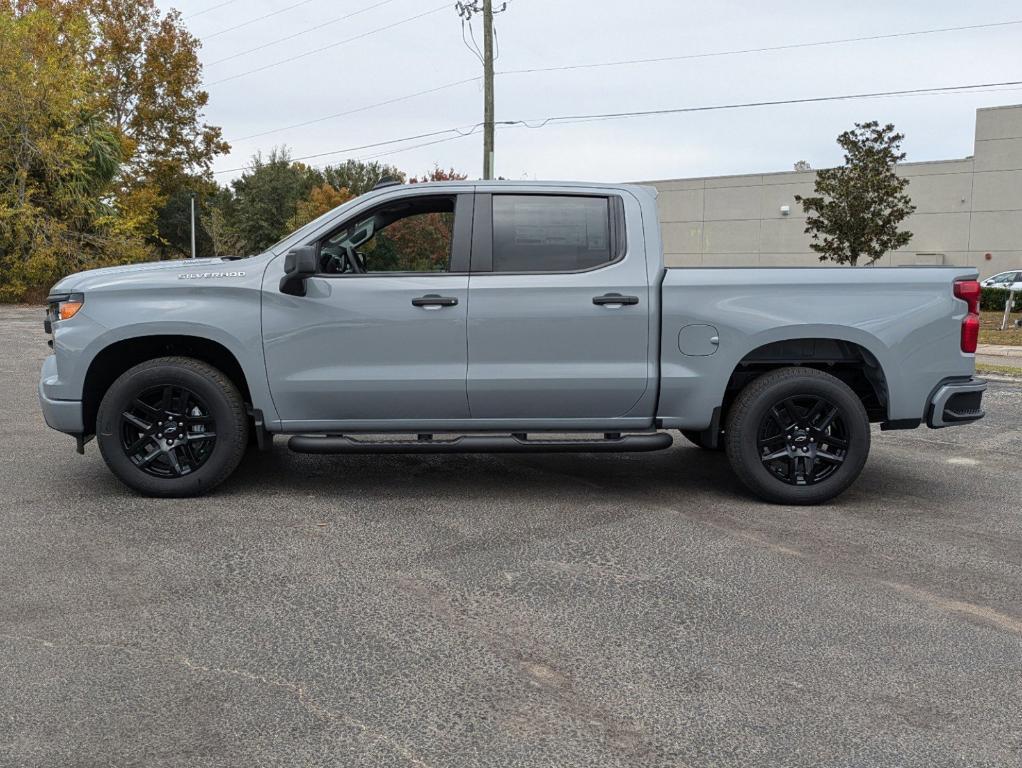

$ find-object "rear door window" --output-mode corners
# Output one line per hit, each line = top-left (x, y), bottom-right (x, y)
(491, 195), (614, 273)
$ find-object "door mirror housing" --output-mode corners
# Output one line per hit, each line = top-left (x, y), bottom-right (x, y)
(279, 245), (318, 296)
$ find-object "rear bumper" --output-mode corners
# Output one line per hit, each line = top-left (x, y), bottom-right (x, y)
(927, 377), (987, 428)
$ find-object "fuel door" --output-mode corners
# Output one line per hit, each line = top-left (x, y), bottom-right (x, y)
(678, 324), (720, 356)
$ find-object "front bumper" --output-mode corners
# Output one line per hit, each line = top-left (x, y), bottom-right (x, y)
(927, 377), (987, 428)
(39, 355), (84, 434)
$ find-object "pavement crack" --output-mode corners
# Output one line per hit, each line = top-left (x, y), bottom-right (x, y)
(0, 632), (432, 768)
(0, 631), (149, 657)
(882, 582), (1022, 637)
(395, 576), (665, 761)
(179, 658), (434, 768)
(661, 507), (1022, 637)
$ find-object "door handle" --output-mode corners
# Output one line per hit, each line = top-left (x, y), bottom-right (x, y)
(593, 293), (639, 307)
(412, 294), (459, 309)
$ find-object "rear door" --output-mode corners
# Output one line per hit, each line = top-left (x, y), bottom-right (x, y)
(466, 191), (652, 421)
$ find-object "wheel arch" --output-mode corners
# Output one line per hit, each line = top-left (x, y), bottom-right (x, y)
(82, 335), (253, 436)
(723, 337), (890, 423)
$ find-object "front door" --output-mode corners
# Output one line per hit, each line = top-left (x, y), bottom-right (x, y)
(466, 191), (652, 421)
(262, 192), (473, 429)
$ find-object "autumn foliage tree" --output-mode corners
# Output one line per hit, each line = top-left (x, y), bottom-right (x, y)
(0, 5), (149, 300)
(0, 0), (228, 299)
(86, 0), (228, 257)
(795, 121), (915, 266)
(374, 166), (469, 270)
(205, 161), (470, 261)
(286, 183), (354, 232)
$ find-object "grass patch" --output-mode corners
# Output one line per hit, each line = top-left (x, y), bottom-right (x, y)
(979, 311), (1022, 347)
(977, 362), (1022, 378)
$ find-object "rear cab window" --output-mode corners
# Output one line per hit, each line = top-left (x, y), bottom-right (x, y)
(473, 193), (626, 273)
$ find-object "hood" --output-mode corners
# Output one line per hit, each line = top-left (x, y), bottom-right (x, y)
(50, 258), (237, 293)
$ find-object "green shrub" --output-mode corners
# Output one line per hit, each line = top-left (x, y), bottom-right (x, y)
(981, 288), (1016, 312)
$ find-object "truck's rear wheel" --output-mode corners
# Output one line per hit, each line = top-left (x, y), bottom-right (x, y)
(96, 357), (248, 497)
(725, 367), (869, 505)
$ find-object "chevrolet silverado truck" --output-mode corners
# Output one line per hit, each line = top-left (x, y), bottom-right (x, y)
(39, 180), (987, 504)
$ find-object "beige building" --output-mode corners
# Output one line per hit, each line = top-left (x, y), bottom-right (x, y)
(646, 103), (1022, 279)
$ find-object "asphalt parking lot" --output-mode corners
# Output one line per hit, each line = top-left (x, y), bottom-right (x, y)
(2, 304), (1020, 767)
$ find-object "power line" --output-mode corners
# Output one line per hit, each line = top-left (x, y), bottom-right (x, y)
(512, 81), (1022, 129)
(212, 79), (1022, 176)
(201, 0), (321, 40)
(214, 17), (1021, 145)
(232, 77), (481, 142)
(350, 83), (1022, 167)
(206, 4), (448, 86)
(499, 18), (1022, 76)
(185, 0), (243, 19)
(214, 127), (479, 174)
(207, 0), (403, 65)
(316, 132), (475, 169)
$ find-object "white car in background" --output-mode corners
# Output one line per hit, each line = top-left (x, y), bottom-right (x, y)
(981, 270), (1022, 291)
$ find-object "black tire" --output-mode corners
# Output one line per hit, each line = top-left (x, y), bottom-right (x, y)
(96, 357), (249, 497)
(724, 367), (870, 505)
(680, 428), (724, 451)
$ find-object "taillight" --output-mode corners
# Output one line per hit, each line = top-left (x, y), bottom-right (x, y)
(961, 314), (979, 353)
(954, 280), (981, 315)
(954, 280), (981, 353)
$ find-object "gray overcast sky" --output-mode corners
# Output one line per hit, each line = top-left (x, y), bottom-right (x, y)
(159, 0), (1022, 183)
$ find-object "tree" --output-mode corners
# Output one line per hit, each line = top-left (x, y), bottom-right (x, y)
(87, 0), (228, 184)
(88, 0), (229, 257)
(320, 160), (403, 197)
(366, 166), (470, 271)
(287, 183), (354, 231)
(408, 166), (468, 184)
(794, 121), (915, 266)
(0, 4), (150, 301)
(225, 147), (322, 254)
(9, 0), (229, 258)
(200, 187), (244, 258)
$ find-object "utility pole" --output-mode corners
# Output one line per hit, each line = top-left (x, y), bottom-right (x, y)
(456, 1), (508, 180)
(482, 0), (494, 180)
(189, 192), (197, 259)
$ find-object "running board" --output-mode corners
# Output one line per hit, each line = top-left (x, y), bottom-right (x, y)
(288, 432), (673, 455)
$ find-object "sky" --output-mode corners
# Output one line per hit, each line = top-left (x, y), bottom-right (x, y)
(159, 0), (1022, 184)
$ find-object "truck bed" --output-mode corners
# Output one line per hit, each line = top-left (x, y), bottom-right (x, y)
(655, 266), (978, 429)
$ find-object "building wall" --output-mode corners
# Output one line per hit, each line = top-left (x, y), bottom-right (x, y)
(646, 104), (1022, 279)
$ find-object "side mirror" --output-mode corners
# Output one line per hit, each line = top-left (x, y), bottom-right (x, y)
(279, 245), (318, 296)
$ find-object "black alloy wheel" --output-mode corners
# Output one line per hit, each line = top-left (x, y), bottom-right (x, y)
(97, 357), (248, 497)
(724, 367), (870, 505)
(756, 395), (848, 486)
(120, 384), (217, 478)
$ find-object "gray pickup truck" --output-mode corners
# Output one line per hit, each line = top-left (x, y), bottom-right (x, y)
(40, 180), (987, 504)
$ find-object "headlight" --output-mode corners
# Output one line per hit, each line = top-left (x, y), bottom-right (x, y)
(46, 292), (85, 324)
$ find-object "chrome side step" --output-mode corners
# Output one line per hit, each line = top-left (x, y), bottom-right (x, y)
(288, 432), (673, 455)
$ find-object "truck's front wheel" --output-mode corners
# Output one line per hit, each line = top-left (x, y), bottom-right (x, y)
(96, 357), (249, 497)
(725, 367), (869, 505)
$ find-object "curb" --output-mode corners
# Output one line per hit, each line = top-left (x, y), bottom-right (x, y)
(977, 371), (1022, 383)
